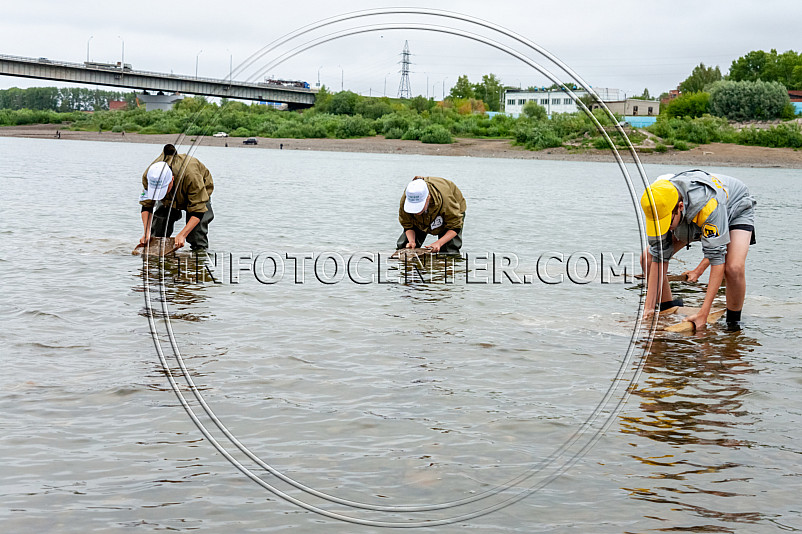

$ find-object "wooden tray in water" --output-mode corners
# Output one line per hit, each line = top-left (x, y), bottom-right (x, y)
(661, 306), (726, 332)
(634, 273), (688, 282)
(390, 248), (433, 260)
(132, 237), (179, 257)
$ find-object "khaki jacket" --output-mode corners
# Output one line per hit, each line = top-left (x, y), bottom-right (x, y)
(398, 177), (466, 236)
(140, 153), (214, 213)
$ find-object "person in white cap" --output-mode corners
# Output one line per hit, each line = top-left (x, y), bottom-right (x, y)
(640, 170), (756, 331)
(397, 176), (466, 254)
(139, 144), (214, 251)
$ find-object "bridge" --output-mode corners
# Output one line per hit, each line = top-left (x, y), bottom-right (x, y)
(0, 54), (316, 109)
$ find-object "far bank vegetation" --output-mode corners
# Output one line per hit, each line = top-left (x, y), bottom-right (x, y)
(1, 48), (800, 150)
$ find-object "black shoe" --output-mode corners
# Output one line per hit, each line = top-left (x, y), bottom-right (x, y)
(659, 298), (684, 312)
(725, 321), (743, 332)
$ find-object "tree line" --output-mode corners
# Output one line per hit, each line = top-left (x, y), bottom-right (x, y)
(0, 86), (137, 112)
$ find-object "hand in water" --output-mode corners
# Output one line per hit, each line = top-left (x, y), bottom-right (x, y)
(685, 311), (708, 331)
(683, 270), (701, 282)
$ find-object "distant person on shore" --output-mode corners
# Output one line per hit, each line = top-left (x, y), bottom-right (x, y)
(397, 176), (466, 254)
(641, 169), (756, 331)
(139, 144), (215, 251)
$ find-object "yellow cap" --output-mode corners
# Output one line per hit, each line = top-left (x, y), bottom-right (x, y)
(640, 180), (679, 237)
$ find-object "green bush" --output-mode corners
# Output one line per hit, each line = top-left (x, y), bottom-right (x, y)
(355, 98), (394, 119)
(299, 121), (328, 139)
(647, 115), (735, 144)
(231, 127), (251, 137)
(329, 91), (360, 115)
(781, 103), (799, 120)
(376, 112), (417, 135)
(408, 95), (436, 113)
(592, 136), (611, 149)
(384, 127), (404, 139)
(335, 115), (375, 138)
(654, 143), (668, 153)
(673, 140), (690, 151)
(0, 108), (79, 126)
(736, 123), (802, 148)
(522, 101), (547, 120)
(401, 128), (422, 141)
(514, 122), (562, 150)
(419, 124), (453, 144)
(709, 79), (790, 121)
(452, 116), (480, 136)
(663, 92), (710, 119)
(274, 123), (303, 138)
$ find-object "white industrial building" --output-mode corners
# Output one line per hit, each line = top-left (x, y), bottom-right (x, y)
(504, 87), (623, 116)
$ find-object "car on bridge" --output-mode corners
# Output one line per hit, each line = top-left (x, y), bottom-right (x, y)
(243, 137), (258, 145)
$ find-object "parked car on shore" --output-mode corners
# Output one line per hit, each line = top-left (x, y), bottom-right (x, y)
(243, 137), (258, 145)
(212, 132), (229, 138)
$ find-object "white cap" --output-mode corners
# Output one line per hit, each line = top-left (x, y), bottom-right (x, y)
(403, 179), (429, 213)
(144, 162), (173, 201)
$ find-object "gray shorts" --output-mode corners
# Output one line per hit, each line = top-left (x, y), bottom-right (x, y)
(729, 191), (756, 244)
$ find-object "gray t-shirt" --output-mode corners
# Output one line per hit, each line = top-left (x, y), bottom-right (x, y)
(648, 170), (756, 265)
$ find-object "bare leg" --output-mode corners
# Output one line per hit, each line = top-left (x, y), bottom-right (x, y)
(643, 250), (673, 303)
(724, 229), (751, 312)
(641, 238), (687, 304)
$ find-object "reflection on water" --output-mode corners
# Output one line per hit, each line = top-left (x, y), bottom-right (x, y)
(135, 252), (213, 322)
(621, 332), (777, 531)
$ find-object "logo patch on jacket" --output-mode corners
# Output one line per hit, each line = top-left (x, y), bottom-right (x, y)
(430, 216), (444, 230)
(703, 224), (719, 238)
(139, 189), (148, 201)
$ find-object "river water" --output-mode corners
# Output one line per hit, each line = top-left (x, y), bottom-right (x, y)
(1, 136), (800, 533)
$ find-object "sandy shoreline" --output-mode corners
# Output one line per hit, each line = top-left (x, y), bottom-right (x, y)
(2, 123), (801, 168)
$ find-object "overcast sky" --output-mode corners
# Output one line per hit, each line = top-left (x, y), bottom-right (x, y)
(2, 0), (800, 99)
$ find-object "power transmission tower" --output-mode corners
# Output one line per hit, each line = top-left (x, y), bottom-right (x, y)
(397, 41), (412, 99)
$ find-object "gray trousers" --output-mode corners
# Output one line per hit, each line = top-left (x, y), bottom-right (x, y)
(396, 226), (463, 255)
(151, 201), (214, 250)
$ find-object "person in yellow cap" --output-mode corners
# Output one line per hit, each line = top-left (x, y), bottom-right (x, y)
(641, 170), (756, 331)
(398, 176), (466, 254)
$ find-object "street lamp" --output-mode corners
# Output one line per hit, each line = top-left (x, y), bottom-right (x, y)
(317, 65), (322, 87)
(442, 77), (448, 100)
(86, 35), (93, 62)
(195, 49), (203, 78)
(338, 64), (343, 91)
(117, 36), (124, 76)
(384, 72), (391, 97)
